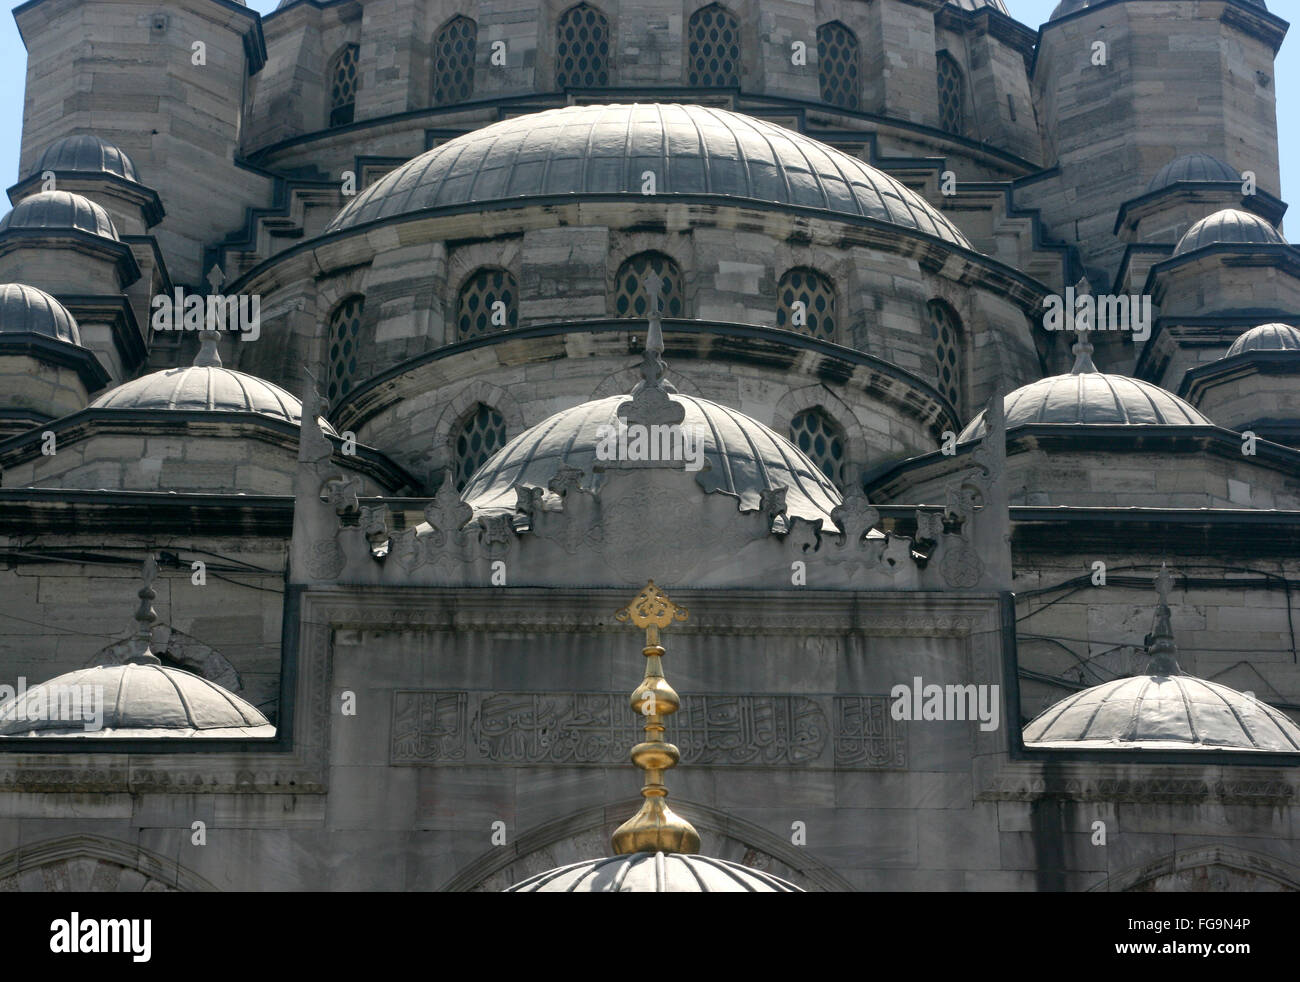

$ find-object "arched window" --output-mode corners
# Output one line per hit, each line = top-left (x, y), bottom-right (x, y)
(936, 52), (965, 136)
(455, 403), (508, 491)
(326, 295), (364, 403)
(556, 4), (610, 88)
(817, 22), (859, 111)
(927, 299), (963, 410)
(790, 407), (846, 487)
(328, 44), (360, 127)
(776, 268), (837, 342)
(612, 252), (684, 318)
(457, 268), (518, 340)
(688, 4), (741, 88)
(433, 16), (477, 106)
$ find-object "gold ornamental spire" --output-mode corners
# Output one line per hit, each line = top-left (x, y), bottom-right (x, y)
(610, 580), (701, 856)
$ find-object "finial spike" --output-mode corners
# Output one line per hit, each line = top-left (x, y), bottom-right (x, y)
(1070, 328), (1096, 375)
(1146, 563), (1181, 677)
(195, 329), (223, 368)
(611, 580), (700, 856)
(126, 555), (162, 666)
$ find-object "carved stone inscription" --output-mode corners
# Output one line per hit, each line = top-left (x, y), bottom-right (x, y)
(391, 690), (905, 769)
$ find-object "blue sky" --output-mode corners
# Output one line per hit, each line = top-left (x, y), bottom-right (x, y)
(0, 0), (1293, 234)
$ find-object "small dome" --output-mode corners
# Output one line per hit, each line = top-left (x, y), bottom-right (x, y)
(505, 851), (803, 892)
(461, 394), (841, 527)
(0, 190), (119, 241)
(0, 283), (80, 344)
(0, 663), (273, 738)
(1053, 0), (1263, 16)
(1147, 153), (1239, 193)
(32, 134), (138, 183)
(327, 104), (971, 248)
(89, 365), (338, 433)
(958, 372), (1210, 441)
(1024, 674), (1300, 751)
(1173, 208), (1285, 257)
(1227, 323), (1300, 357)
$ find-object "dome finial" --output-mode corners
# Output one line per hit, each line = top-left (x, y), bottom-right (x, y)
(194, 329), (223, 368)
(611, 580), (701, 856)
(1145, 563), (1181, 677)
(126, 554), (162, 666)
(1070, 327), (1097, 375)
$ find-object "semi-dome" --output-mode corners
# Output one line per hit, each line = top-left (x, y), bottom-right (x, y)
(958, 345), (1210, 441)
(89, 363), (337, 433)
(1147, 153), (1239, 193)
(461, 393), (841, 526)
(31, 134), (138, 183)
(1226, 323), (1300, 357)
(1173, 208), (1286, 257)
(0, 283), (80, 344)
(1024, 674), (1300, 751)
(506, 851), (802, 892)
(0, 190), (119, 241)
(0, 663), (274, 738)
(326, 103), (972, 248)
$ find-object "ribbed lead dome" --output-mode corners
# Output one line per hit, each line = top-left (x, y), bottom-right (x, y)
(0, 190), (119, 241)
(32, 134), (138, 183)
(0, 283), (80, 344)
(505, 851), (802, 892)
(89, 365), (337, 433)
(0, 663), (274, 738)
(461, 393), (841, 526)
(1147, 153), (1239, 193)
(1226, 323), (1300, 357)
(1173, 208), (1286, 257)
(327, 104), (971, 248)
(1024, 674), (1300, 751)
(958, 372), (1210, 440)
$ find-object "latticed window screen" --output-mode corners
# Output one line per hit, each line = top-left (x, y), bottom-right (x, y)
(457, 268), (518, 340)
(776, 268), (837, 342)
(433, 16), (477, 106)
(327, 295), (364, 403)
(329, 44), (360, 127)
(790, 408), (846, 487)
(937, 52), (965, 136)
(613, 253), (684, 318)
(817, 22), (860, 111)
(688, 5), (741, 88)
(455, 404), (508, 491)
(928, 300), (962, 410)
(555, 4), (610, 88)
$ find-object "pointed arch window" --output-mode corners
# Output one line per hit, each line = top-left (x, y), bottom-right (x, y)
(556, 4), (610, 88)
(817, 22), (860, 111)
(613, 252), (684, 318)
(328, 44), (360, 127)
(457, 268), (518, 340)
(937, 52), (966, 136)
(927, 299), (963, 411)
(455, 403), (508, 491)
(433, 16), (477, 106)
(790, 407), (846, 487)
(776, 268), (837, 342)
(326, 295), (364, 403)
(688, 4), (741, 88)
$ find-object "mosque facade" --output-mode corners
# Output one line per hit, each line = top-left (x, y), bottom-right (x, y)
(0, 0), (1297, 891)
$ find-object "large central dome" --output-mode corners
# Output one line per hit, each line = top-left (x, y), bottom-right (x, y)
(326, 103), (971, 248)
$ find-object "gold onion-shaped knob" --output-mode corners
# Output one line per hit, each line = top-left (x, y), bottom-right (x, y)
(612, 798), (702, 856)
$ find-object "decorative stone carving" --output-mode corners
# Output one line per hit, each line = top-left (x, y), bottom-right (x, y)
(391, 689), (905, 769)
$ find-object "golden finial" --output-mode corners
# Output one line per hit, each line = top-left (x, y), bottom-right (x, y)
(610, 580), (701, 856)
